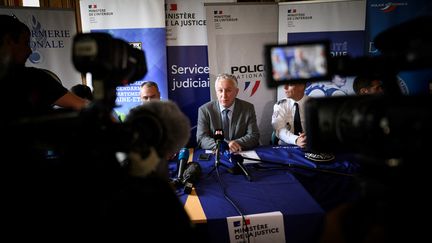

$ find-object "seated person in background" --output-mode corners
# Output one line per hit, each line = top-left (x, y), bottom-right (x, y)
(117, 81), (161, 122)
(197, 73), (260, 153)
(140, 81), (161, 102)
(353, 76), (384, 95)
(272, 83), (308, 149)
(70, 84), (94, 101)
(106, 80), (161, 123)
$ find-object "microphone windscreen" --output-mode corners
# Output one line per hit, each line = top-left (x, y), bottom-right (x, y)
(125, 100), (191, 159)
(182, 162), (202, 184)
(214, 129), (224, 141)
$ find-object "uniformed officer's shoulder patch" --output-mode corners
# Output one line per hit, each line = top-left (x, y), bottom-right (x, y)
(277, 99), (287, 105)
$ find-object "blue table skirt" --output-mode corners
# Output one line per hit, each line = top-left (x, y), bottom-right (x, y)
(180, 146), (326, 243)
(170, 145), (359, 243)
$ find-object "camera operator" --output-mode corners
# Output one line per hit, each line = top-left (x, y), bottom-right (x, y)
(1, 14), (87, 118)
(1, 14), (90, 238)
(2, 18), (200, 241)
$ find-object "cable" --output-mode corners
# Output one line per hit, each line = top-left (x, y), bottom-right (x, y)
(243, 156), (355, 177)
(214, 164), (251, 243)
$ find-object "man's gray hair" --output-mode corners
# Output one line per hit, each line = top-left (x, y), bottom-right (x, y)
(215, 73), (238, 88)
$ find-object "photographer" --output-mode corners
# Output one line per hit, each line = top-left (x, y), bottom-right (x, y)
(1, 14), (87, 118)
(2, 19), (199, 240)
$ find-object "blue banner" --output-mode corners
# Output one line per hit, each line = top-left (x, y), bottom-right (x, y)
(92, 28), (168, 116)
(366, 0), (432, 94)
(167, 46), (210, 147)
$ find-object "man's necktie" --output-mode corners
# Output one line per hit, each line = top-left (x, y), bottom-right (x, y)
(222, 109), (230, 140)
(293, 103), (303, 135)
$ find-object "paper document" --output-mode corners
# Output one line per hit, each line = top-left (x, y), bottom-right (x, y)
(237, 150), (261, 164)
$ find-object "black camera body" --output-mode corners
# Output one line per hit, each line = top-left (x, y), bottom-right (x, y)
(73, 32), (147, 86)
(265, 16), (432, 158)
(305, 94), (432, 157)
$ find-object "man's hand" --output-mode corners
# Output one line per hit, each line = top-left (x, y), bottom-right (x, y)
(228, 140), (242, 153)
(296, 132), (307, 149)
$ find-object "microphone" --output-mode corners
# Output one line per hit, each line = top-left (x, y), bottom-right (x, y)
(214, 129), (224, 142)
(177, 148), (189, 181)
(182, 162), (202, 194)
(214, 129), (224, 167)
(230, 154), (252, 181)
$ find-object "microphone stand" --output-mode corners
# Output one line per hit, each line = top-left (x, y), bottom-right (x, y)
(215, 139), (221, 168)
(240, 156), (354, 177)
(207, 139), (230, 176)
(229, 154), (252, 181)
(208, 129), (252, 181)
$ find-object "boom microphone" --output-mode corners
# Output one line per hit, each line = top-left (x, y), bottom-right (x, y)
(124, 101), (191, 180)
(182, 162), (202, 194)
(125, 100), (191, 159)
(177, 148), (189, 180)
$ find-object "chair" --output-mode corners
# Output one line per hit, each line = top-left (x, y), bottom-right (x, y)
(270, 131), (279, 145)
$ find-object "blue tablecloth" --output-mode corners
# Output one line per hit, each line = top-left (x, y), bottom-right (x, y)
(171, 145), (358, 243)
(254, 145), (359, 174)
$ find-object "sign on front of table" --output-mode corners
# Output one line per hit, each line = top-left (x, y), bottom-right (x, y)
(226, 211), (285, 243)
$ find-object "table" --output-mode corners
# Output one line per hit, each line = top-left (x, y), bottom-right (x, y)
(171, 145), (358, 243)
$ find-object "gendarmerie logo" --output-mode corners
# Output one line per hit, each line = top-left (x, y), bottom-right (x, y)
(27, 15), (71, 64)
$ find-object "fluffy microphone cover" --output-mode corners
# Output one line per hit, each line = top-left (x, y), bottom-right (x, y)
(126, 100), (191, 159)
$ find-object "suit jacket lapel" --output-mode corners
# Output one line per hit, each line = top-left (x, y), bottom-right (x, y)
(213, 101), (223, 131)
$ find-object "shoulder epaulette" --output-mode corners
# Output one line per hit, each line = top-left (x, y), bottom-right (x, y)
(277, 99), (287, 105)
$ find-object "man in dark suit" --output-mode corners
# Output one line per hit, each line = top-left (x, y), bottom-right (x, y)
(197, 73), (260, 152)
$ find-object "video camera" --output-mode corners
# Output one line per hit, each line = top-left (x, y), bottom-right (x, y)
(73, 32), (147, 110)
(264, 16), (432, 158)
(9, 33), (149, 161)
(73, 32), (147, 87)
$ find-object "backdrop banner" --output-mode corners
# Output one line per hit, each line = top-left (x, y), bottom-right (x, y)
(0, 7), (81, 89)
(79, 0), (166, 117)
(366, 0), (432, 95)
(205, 3), (278, 145)
(278, 0), (367, 99)
(166, 0), (211, 147)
